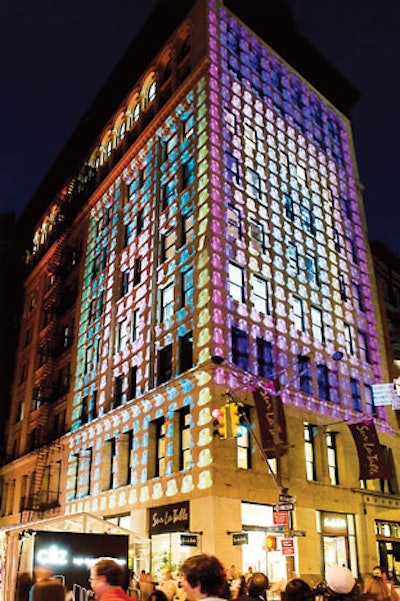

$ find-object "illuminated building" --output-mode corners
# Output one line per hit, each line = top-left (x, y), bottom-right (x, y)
(1, 0), (400, 598)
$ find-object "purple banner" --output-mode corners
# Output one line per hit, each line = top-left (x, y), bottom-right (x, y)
(349, 420), (392, 480)
(253, 385), (288, 459)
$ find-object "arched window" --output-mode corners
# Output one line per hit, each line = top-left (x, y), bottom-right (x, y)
(132, 102), (140, 123)
(119, 120), (126, 140)
(147, 80), (157, 104)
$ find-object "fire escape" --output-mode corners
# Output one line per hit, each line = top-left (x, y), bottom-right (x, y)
(20, 231), (81, 521)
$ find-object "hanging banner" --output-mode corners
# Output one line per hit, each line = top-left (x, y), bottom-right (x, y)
(253, 385), (287, 458)
(349, 420), (392, 480)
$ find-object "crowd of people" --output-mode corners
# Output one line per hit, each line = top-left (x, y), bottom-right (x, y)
(15, 555), (400, 601)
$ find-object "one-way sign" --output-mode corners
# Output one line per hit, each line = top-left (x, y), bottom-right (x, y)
(279, 494), (296, 503)
(273, 503), (294, 512)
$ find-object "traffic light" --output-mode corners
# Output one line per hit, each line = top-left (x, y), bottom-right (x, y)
(212, 406), (227, 439)
(229, 402), (241, 437)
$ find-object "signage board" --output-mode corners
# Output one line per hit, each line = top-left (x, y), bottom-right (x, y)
(232, 532), (249, 546)
(273, 503), (294, 512)
(372, 383), (397, 406)
(287, 530), (306, 537)
(281, 538), (295, 556)
(265, 525), (284, 533)
(273, 511), (288, 526)
(149, 500), (189, 534)
(180, 534), (198, 547)
(279, 494), (295, 503)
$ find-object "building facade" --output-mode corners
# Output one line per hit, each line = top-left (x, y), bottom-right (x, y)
(1, 1), (400, 599)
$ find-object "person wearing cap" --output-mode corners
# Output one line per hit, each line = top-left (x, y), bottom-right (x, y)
(325, 566), (358, 599)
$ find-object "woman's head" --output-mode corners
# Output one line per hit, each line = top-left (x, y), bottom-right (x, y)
(284, 579), (314, 601)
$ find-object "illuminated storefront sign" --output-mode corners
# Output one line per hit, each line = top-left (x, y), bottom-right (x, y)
(149, 501), (190, 535)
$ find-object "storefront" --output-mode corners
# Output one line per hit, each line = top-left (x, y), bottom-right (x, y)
(376, 520), (400, 579)
(317, 511), (357, 573)
(149, 501), (202, 579)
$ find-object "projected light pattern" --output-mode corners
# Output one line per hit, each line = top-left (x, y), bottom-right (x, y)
(65, 0), (383, 511)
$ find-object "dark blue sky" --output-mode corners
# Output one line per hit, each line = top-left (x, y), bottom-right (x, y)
(1, 0), (399, 254)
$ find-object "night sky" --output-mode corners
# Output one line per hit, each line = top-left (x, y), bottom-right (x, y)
(1, 0), (399, 254)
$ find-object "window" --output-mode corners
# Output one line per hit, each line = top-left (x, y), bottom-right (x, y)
(133, 258), (141, 286)
(257, 338), (274, 379)
(339, 273), (347, 301)
(137, 208), (144, 235)
(246, 167), (261, 199)
(182, 158), (195, 188)
(147, 80), (157, 104)
(300, 206), (315, 234)
(317, 364), (330, 400)
(183, 112), (195, 138)
(163, 133), (178, 162)
(287, 242), (299, 273)
(249, 219), (266, 253)
(229, 263), (245, 303)
(326, 432), (339, 485)
(304, 423), (317, 481)
(364, 384), (376, 416)
(333, 228), (341, 252)
(154, 417), (166, 477)
(253, 276), (270, 315)
(232, 327), (249, 371)
(116, 319), (128, 353)
(285, 194), (294, 220)
(161, 228), (176, 262)
(120, 270), (129, 298)
(311, 306), (325, 342)
(305, 254), (319, 285)
(226, 153), (240, 184)
(181, 268), (194, 307)
(352, 281), (364, 312)
(124, 221), (134, 247)
(179, 406), (191, 470)
(179, 212), (194, 247)
(237, 405), (251, 469)
(243, 118), (257, 153)
(296, 164), (308, 187)
(292, 297), (305, 331)
(158, 344), (173, 384)
(163, 177), (177, 208)
(223, 108), (236, 134)
(132, 102), (140, 123)
(104, 439), (116, 490)
(114, 374), (124, 408)
(344, 324), (354, 356)
(161, 283), (174, 321)
(299, 356), (313, 395)
(131, 309), (139, 342)
(350, 377), (362, 411)
(179, 332), (193, 373)
(128, 366), (138, 400)
(227, 205), (242, 239)
(77, 448), (92, 497)
(358, 330), (370, 363)
(345, 236), (358, 263)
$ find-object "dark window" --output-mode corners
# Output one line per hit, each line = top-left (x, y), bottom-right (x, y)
(182, 158), (195, 189)
(133, 258), (141, 286)
(129, 366), (137, 400)
(257, 338), (274, 379)
(179, 332), (193, 373)
(299, 356), (313, 395)
(120, 271), (129, 298)
(317, 365), (330, 400)
(350, 378), (362, 411)
(285, 194), (294, 220)
(232, 327), (249, 371)
(114, 375), (124, 408)
(179, 406), (191, 471)
(158, 344), (173, 385)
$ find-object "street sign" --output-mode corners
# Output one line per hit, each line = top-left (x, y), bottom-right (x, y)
(273, 503), (294, 512)
(279, 494), (295, 503)
(265, 525), (284, 533)
(281, 538), (295, 556)
(273, 511), (288, 526)
(287, 529), (306, 537)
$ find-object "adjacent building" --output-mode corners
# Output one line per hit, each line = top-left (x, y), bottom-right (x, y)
(1, 1), (400, 599)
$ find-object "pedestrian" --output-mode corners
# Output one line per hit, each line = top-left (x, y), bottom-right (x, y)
(364, 575), (390, 601)
(89, 558), (131, 600)
(322, 565), (360, 600)
(150, 591), (169, 601)
(158, 571), (178, 601)
(179, 554), (230, 601)
(283, 579), (314, 601)
(30, 566), (65, 601)
(247, 573), (269, 601)
(16, 572), (33, 601)
(140, 571), (155, 601)
(372, 567), (399, 601)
